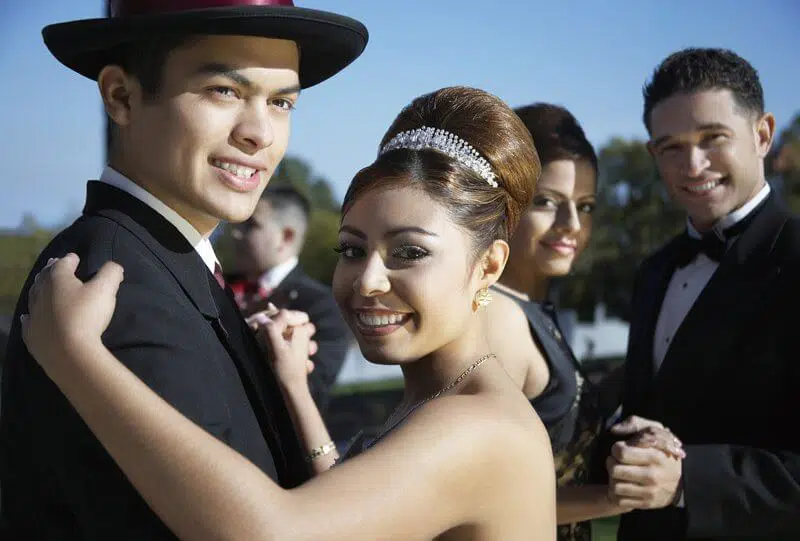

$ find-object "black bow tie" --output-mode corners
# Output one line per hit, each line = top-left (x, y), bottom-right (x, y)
(676, 233), (727, 267)
(674, 215), (754, 268)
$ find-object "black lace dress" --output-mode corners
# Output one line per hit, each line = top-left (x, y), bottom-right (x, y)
(496, 289), (610, 541)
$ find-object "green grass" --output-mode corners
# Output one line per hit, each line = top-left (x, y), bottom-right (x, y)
(591, 517), (619, 540)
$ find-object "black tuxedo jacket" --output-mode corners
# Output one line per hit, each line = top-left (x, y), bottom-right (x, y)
(617, 194), (800, 540)
(0, 182), (310, 540)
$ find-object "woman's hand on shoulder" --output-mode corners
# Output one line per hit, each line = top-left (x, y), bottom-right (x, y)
(21, 253), (123, 376)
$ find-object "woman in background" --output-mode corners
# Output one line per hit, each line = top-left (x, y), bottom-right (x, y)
(485, 103), (683, 540)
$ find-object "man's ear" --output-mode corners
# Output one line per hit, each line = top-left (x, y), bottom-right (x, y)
(754, 112), (776, 158)
(98, 65), (139, 128)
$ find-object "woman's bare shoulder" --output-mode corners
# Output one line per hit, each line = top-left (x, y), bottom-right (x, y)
(399, 392), (553, 471)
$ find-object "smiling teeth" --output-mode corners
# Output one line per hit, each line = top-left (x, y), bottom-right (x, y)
(357, 313), (406, 327)
(212, 160), (257, 178)
(686, 180), (720, 193)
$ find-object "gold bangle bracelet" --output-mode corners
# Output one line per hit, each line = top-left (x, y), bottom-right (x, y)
(307, 440), (337, 461)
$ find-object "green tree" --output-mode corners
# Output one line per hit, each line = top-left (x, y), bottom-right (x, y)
(767, 112), (800, 211)
(0, 230), (54, 315)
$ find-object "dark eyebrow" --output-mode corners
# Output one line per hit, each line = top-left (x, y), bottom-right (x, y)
(339, 225), (366, 239)
(386, 227), (439, 238)
(652, 123), (732, 148)
(338, 225), (439, 239)
(193, 63), (301, 96)
(275, 84), (302, 96)
(195, 63), (254, 88)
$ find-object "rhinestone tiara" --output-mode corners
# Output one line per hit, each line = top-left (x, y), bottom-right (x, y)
(378, 126), (499, 188)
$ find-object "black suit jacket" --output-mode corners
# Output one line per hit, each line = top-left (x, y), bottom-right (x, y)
(235, 265), (352, 413)
(0, 182), (310, 540)
(617, 194), (800, 540)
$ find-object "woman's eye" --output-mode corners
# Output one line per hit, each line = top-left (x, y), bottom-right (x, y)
(532, 196), (557, 209)
(392, 246), (429, 261)
(333, 243), (364, 259)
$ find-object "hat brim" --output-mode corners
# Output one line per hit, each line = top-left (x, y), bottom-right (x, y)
(42, 6), (368, 89)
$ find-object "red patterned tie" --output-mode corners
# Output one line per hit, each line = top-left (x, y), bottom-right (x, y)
(213, 263), (227, 289)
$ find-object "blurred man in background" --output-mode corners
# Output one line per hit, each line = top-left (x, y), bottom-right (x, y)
(229, 185), (351, 412)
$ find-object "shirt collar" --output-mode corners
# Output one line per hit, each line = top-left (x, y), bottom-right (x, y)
(99, 166), (220, 273)
(686, 182), (771, 240)
(259, 256), (299, 290)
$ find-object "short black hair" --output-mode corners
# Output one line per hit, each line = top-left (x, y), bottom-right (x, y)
(111, 34), (193, 99)
(261, 184), (311, 225)
(106, 35), (192, 154)
(643, 47), (764, 132)
(514, 103), (598, 174)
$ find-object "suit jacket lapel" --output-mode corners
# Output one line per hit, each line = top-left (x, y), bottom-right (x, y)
(83, 181), (219, 319)
(650, 195), (788, 417)
(267, 265), (305, 308)
(625, 242), (680, 414)
(209, 282), (310, 486)
(84, 181), (309, 486)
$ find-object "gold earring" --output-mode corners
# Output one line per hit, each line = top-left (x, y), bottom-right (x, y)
(474, 287), (492, 308)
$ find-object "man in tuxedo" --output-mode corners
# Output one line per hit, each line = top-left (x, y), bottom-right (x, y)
(0, 2), (367, 539)
(229, 185), (351, 412)
(606, 48), (800, 540)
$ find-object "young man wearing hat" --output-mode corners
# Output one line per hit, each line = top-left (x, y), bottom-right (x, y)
(0, 1), (367, 538)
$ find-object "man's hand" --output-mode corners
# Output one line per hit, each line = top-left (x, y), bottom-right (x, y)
(607, 440), (683, 509)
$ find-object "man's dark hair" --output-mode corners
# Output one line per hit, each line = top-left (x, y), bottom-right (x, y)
(105, 35), (192, 155)
(642, 48), (765, 132)
(111, 35), (193, 99)
(261, 184), (312, 225)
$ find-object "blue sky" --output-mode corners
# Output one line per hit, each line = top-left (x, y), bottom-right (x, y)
(1, 0), (798, 229)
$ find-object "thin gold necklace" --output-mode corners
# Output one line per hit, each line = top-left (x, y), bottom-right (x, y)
(374, 353), (496, 442)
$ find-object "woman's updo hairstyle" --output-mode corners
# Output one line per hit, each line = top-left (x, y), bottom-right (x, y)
(513, 102), (598, 174)
(342, 86), (541, 256)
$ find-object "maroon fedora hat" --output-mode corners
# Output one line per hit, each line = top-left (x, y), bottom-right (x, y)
(42, 0), (368, 89)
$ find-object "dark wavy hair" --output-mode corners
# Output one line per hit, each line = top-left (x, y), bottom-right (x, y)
(643, 47), (764, 132)
(514, 103), (597, 174)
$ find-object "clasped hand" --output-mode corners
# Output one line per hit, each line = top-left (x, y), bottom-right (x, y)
(606, 415), (684, 510)
(247, 305), (318, 392)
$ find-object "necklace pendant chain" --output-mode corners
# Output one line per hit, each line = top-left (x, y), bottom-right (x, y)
(374, 353), (496, 443)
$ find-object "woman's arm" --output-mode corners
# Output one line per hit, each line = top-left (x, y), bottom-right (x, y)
(557, 485), (630, 524)
(31, 336), (548, 540)
(24, 256), (554, 541)
(279, 382), (339, 473)
(255, 320), (340, 474)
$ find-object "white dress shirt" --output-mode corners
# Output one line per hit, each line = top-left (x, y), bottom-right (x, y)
(653, 183), (771, 372)
(259, 256), (299, 292)
(99, 166), (220, 273)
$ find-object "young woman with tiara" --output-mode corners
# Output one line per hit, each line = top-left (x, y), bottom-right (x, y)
(22, 87), (558, 540)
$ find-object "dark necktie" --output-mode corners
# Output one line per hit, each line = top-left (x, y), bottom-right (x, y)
(213, 263), (227, 289)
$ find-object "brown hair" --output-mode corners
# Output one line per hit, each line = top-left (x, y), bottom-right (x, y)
(342, 87), (541, 255)
(514, 103), (597, 174)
